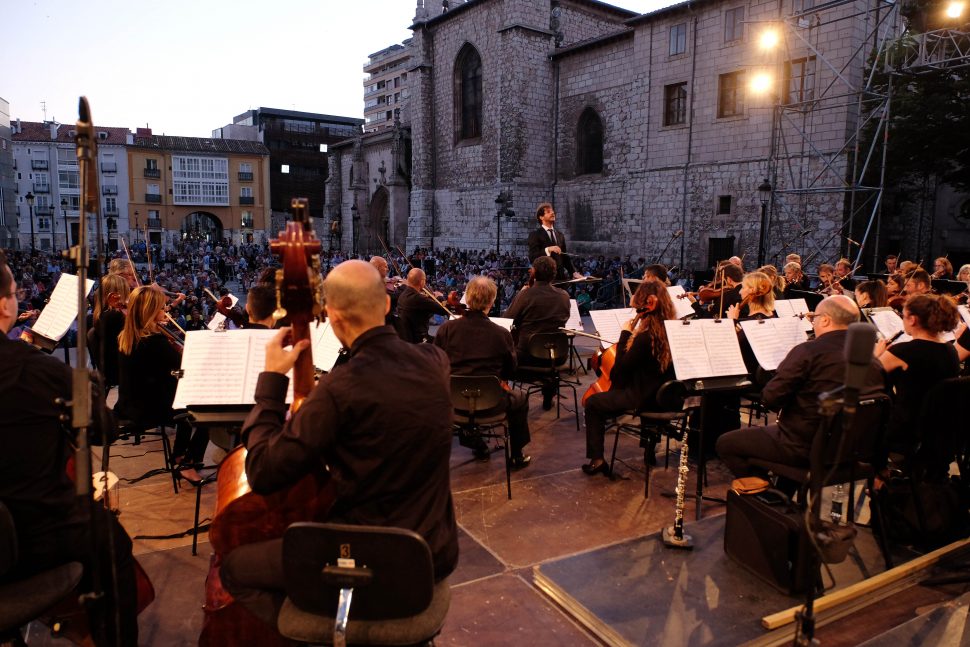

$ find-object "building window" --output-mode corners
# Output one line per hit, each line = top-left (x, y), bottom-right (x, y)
(281, 164), (290, 174)
(793, 0), (815, 14)
(717, 71), (745, 118)
(147, 183), (160, 196)
(724, 7), (744, 43)
(241, 211), (253, 228)
(59, 168), (79, 190)
(669, 23), (687, 56)
(240, 186), (253, 198)
(663, 83), (688, 126)
(785, 56), (816, 104)
(576, 107), (604, 175)
(146, 158), (158, 171)
(455, 44), (483, 141)
(105, 196), (117, 213)
(172, 155), (229, 205)
(239, 162), (252, 173)
(718, 195), (733, 215)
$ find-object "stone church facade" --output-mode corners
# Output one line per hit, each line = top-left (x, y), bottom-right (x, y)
(329, 0), (869, 271)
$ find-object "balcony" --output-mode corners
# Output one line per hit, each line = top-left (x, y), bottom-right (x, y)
(31, 160), (49, 170)
(239, 196), (255, 205)
(144, 168), (161, 179)
(241, 217), (254, 229)
(32, 182), (50, 193)
(102, 185), (118, 195)
(104, 207), (119, 216)
(238, 171), (253, 182)
(34, 206), (54, 216)
(100, 162), (118, 173)
(147, 218), (162, 229)
(145, 193), (162, 203)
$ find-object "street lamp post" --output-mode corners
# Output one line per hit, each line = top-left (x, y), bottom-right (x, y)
(61, 198), (69, 253)
(494, 191), (515, 314)
(757, 178), (772, 267)
(134, 210), (139, 245)
(351, 202), (360, 256)
(25, 192), (36, 256)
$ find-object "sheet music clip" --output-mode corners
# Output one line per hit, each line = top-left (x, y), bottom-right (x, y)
(215, 321), (229, 332)
(681, 319), (691, 325)
(171, 369), (185, 379)
(758, 319), (767, 325)
(19, 327), (59, 353)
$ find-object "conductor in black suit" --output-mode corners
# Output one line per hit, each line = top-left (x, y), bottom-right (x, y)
(526, 203), (585, 281)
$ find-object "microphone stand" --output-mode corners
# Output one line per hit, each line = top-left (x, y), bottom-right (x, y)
(653, 231), (682, 266)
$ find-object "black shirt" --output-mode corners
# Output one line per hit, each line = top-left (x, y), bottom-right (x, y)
(397, 286), (444, 343)
(886, 339), (960, 447)
(89, 308), (125, 387)
(242, 326), (459, 582)
(116, 333), (181, 426)
(434, 310), (516, 380)
(502, 281), (570, 359)
(610, 329), (674, 408)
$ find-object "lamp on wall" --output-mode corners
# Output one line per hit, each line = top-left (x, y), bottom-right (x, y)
(25, 192), (36, 256)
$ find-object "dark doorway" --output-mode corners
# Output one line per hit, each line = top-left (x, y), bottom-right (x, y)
(366, 186), (389, 255)
(181, 212), (223, 245)
(707, 236), (735, 270)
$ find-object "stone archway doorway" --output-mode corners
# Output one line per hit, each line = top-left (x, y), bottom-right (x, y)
(365, 186), (389, 255)
(181, 212), (223, 245)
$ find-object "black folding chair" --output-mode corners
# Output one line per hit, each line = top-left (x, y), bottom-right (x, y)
(277, 522), (451, 647)
(517, 332), (579, 430)
(451, 375), (513, 499)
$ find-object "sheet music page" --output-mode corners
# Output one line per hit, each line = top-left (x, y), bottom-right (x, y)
(311, 321), (345, 372)
(565, 299), (584, 331)
(31, 273), (95, 341)
(740, 318), (808, 371)
(702, 320), (749, 377)
(489, 317), (515, 332)
(667, 286), (696, 320)
(589, 308), (634, 349)
(242, 329), (294, 404)
(173, 331), (250, 407)
(868, 309), (912, 343)
(664, 321), (713, 380)
(207, 294), (240, 331)
(775, 299), (813, 332)
(959, 305), (970, 327)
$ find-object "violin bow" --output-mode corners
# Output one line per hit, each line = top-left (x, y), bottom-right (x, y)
(120, 234), (186, 336)
(379, 237), (453, 318)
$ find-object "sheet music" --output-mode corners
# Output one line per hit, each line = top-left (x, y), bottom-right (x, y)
(666, 286), (696, 320)
(589, 308), (634, 349)
(207, 293), (239, 331)
(173, 330), (294, 407)
(867, 309), (912, 343)
(774, 298), (813, 332)
(740, 318), (808, 371)
(30, 273), (95, 341)
(489, 317), (515, 332)
(959, 305), (970, 328)
(565, 299), (584, 332)
(664, 319), (748, 380)
(311, 321), (345, 371)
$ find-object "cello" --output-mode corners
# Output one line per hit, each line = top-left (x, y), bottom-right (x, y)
(200, 198), (332, 646)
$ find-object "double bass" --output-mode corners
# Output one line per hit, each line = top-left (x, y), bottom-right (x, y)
(200, 198), (333, 646)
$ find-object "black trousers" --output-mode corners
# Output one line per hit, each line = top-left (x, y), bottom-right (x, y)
(473, 389), (531, 456)
(584, 388), (644, 460)
(715, 424), (808, 478)
(220, 537), (286, 628)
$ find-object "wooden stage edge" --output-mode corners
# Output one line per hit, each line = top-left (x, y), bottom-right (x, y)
(532, 537), (970, 647)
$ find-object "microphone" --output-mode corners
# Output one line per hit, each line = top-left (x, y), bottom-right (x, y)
(674, 230), (684, 238)
(843, 322), (877, 416)
(846, 237), (862, 247)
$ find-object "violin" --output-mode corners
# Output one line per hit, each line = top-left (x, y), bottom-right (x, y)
(446, 291), (468, 316)
(583, 343), (616, 405)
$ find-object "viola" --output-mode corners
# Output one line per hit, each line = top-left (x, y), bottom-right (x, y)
(583, 343), (616, 406)
(446, 290), (468, 316)
(201, 198), (334, 647)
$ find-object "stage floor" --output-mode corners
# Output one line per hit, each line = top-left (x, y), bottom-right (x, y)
(534, 514), (914, 646)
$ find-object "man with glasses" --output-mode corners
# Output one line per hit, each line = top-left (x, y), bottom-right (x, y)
(716, 295), (885, 478)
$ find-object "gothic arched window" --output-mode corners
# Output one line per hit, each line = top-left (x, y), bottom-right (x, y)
(576, 108), (603, 175)
(454, 44), (483, 141)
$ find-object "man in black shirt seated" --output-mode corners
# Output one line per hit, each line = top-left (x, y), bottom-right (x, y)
(220, 259), (459, 630)
(503, 256), (570, 410)
(397, 267), (445, 343)
(0, 250), (138, 646)
(716, 295), (885, 478)
(434, 276), (532, 467)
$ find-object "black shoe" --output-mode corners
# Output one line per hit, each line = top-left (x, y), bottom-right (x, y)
(473, 446), (491, 462)
(542, 394), (554, 411)
(581, 461), (610, 476)
(511, 454), (532, 469)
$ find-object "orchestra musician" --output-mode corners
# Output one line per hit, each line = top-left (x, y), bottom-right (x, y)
(884, 254), (898, 274)
(904, 268), (932, 297)
(932, 256), (954, 280)
(433, 276), (532, 467)
(526, 203), (585, 281)
(370, 255), (401, 327)
(88, 273), (130, 389)
(242, 283), (278, 329)
(854, 280), (888, 309)
(116, 286), (208, 476)
(783, 262), (810, 295)
(0, 250), (139, 646)
(219, 260), (458, 630)
(503, 256), (570, 410)
(581, 280), (676, 475)
(716, 295), (885, 479)
(874, 294), (961, 467)
(834, 258), (856, 291)
(108, 257), (138, 289)
(956, 322), (970, 362)
(816, 263), (842, 295)
(689, 261), (743, 318)
(957, 264), (970, 283)
(396, 267), (445, 343)
(726, 271), (776, 320)
(757, 265), (785, 301)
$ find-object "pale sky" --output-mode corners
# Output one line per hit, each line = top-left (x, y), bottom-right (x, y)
(3, 0), (678, 137)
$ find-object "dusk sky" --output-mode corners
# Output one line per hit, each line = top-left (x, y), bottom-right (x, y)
(3, 0), (677, 136)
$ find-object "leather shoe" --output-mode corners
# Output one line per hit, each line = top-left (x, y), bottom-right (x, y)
(511, 454), (532, 469)
(473, 446), (491, 462)
(581, 460), (610, 476)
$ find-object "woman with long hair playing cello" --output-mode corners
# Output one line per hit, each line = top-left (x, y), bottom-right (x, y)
(582, 280), (676, 476)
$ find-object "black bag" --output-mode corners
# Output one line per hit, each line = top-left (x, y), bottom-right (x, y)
(876, 477), (970, 548)
(724, 488), (816, 595)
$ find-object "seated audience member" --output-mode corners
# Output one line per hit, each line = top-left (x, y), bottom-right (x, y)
(434, 276), (531, 467)
(854, 280), (888, 309)
(716, 295), (885, 478)
(0, 250), (138, 646)
(220, 260), (458, 631)
(503, 255), (570, 410)
(875, 294), (960, 461)
(582, 281), (676, 475)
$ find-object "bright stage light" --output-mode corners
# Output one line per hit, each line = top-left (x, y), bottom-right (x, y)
(759, 29), (780, 50)
(945, 1), (965, 19)
(751, 73), (772, 94)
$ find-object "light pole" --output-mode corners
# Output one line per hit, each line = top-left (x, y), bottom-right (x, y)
(757, 178), (772, 267)
(494, 191), (514, 256)
(351, 202), (360, 256)
(134, 210), (139, 245)
(25, 192), (36, 256)
(61, 198), (69, 253)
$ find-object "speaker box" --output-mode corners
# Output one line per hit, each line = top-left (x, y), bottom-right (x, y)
(724, 489), (817, 595)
